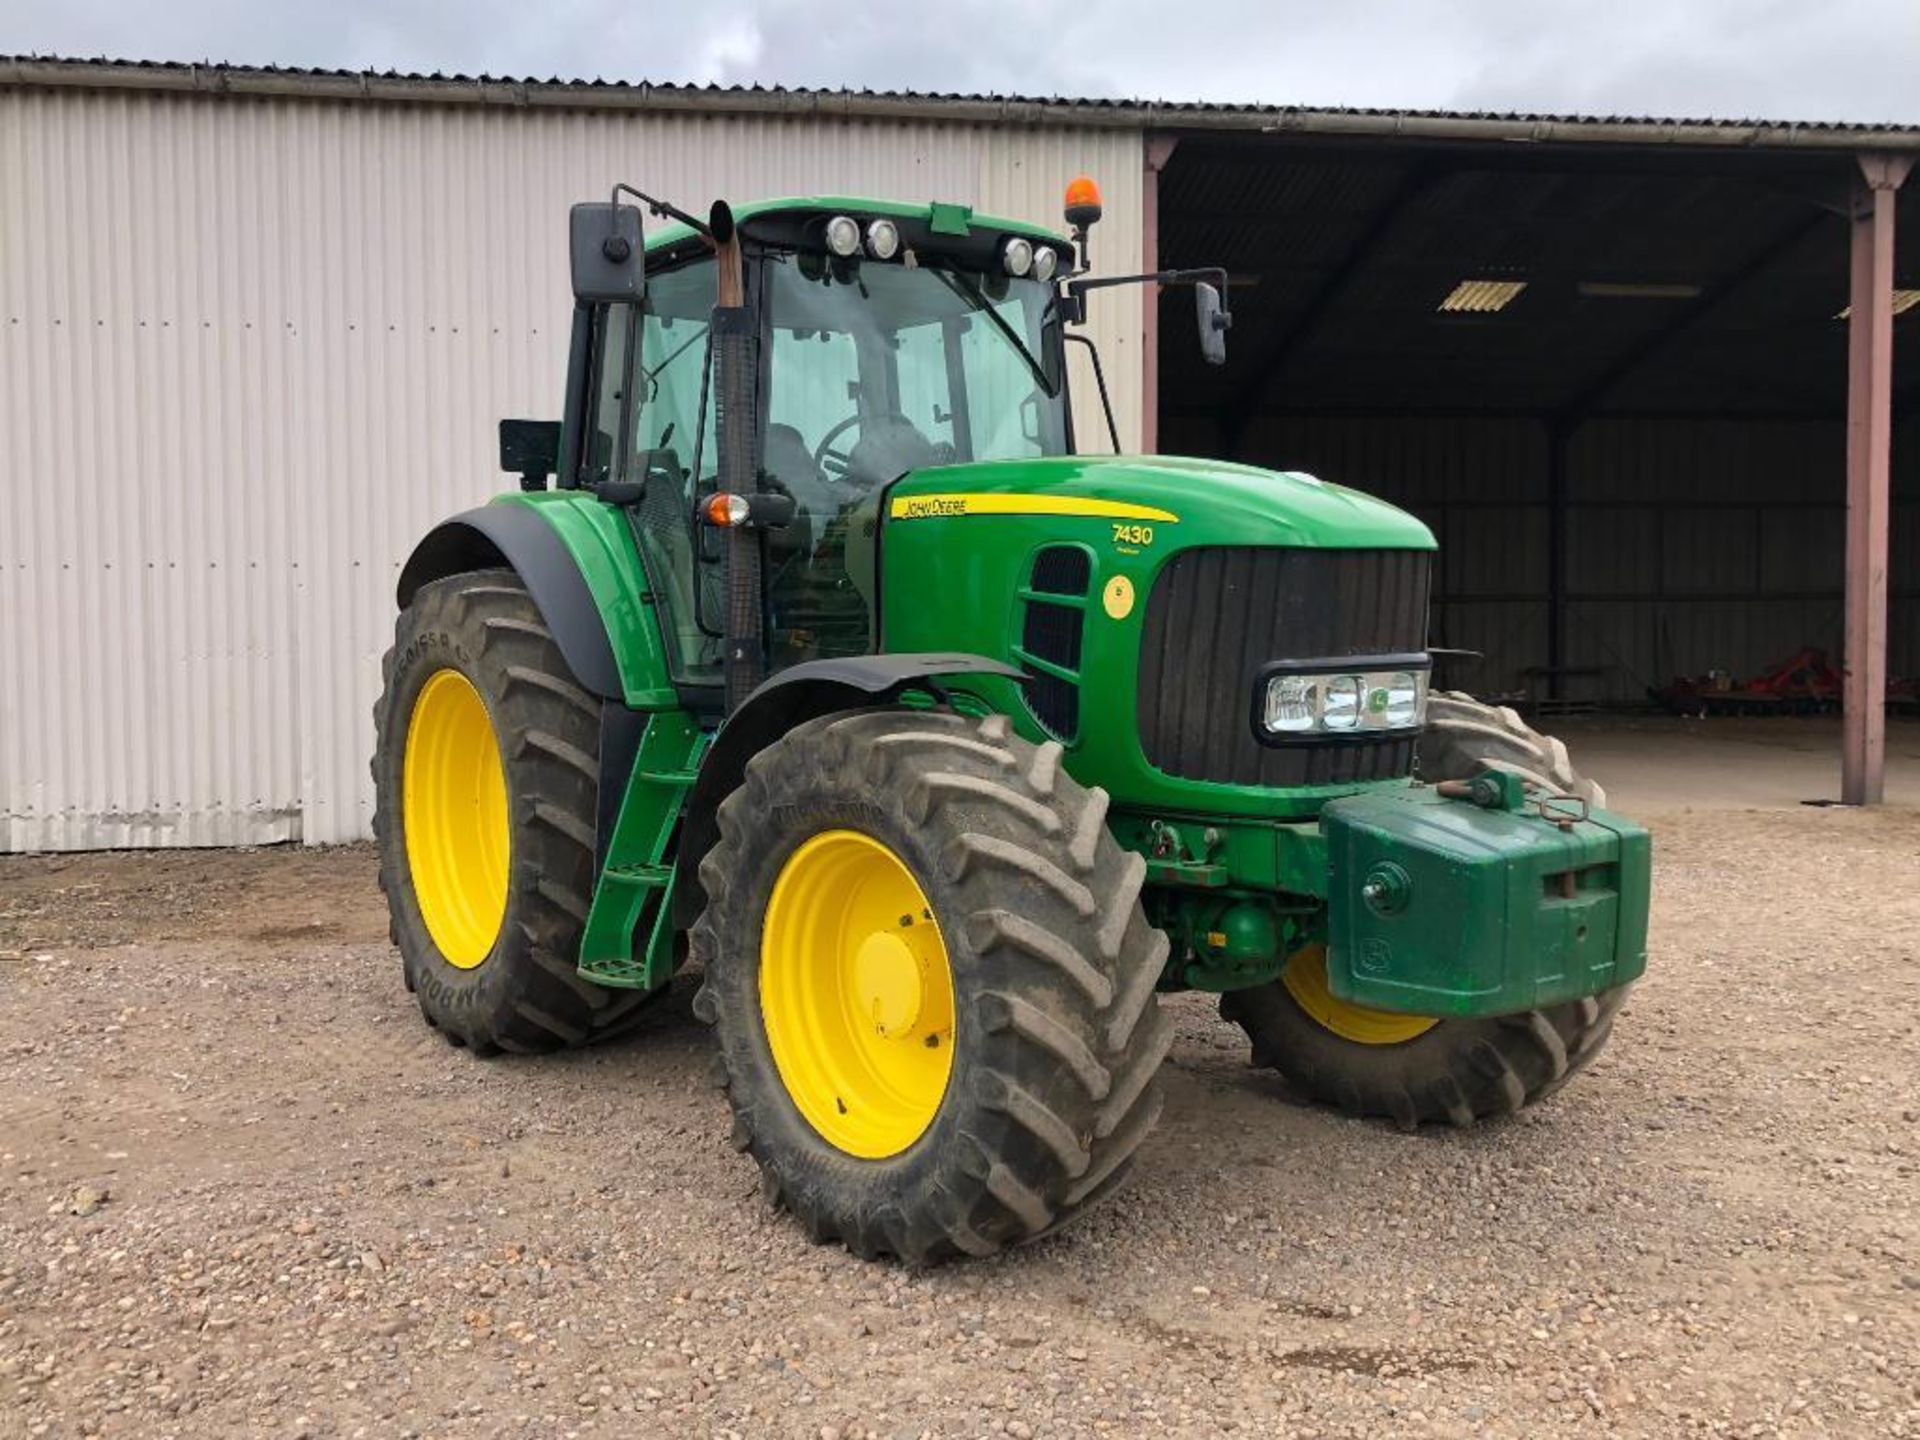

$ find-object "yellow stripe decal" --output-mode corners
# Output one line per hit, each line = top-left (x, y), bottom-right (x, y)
(888, 493), (1179, 523)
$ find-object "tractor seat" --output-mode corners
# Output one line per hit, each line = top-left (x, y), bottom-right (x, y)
(762, 422), (830, 554)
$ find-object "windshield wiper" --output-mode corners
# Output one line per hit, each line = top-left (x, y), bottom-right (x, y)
(640, 322), (709, 401)
(931, 270), (1059, 399)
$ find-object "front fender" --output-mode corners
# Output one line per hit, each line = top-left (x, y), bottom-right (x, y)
(669, 653), (1026, 929)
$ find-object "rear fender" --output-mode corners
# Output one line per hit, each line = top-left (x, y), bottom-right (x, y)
(396, 497), (675, 709)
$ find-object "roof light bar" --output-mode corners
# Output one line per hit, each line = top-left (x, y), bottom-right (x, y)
(1438, 279), (1526, 314)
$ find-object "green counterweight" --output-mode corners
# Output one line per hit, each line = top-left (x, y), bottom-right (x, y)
(1321, 788), (1651, 1016)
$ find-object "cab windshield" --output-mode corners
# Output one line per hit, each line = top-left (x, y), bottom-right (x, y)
(757, 253), (1069, 665)
(763, 252), (1068, 489)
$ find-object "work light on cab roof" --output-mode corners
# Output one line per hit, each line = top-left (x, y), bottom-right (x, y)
(865, 218), (900, 260)
(824, 213), (861, 257)
(375, 176), (1654, 1268)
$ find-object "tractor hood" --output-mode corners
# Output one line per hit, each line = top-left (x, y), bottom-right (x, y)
(876, 451), (1438, 820)
(884, 455), (1436, 551)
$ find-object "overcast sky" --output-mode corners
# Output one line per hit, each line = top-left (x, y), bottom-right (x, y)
(9, 0), (1920, 124)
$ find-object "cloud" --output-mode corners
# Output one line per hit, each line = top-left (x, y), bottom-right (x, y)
(5, 0), (1918, 123)
(689, 16), (764, 87)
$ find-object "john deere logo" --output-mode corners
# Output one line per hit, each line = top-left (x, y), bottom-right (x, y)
(1367, 686), (1390, 714)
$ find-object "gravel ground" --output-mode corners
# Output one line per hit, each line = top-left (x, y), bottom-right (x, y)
(2, 802), (1917, 1439)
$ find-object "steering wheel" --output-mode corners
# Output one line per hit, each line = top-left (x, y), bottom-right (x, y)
(812, 412), (866, 482)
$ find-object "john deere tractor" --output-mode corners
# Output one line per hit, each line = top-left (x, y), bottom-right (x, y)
(374, 179), (1650, 1263)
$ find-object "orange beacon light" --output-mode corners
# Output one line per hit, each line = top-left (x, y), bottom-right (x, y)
(1064, 175), (1103, 230)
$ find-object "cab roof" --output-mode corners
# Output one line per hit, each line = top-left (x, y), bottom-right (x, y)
(646, 195), (1071, 258)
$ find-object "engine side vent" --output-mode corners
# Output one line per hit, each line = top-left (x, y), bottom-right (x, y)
(1015, 545), (1090, 742)
(1029, 544), (1092, 597)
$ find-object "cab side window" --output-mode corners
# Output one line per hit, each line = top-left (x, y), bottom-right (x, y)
(582, 303), (636, 486)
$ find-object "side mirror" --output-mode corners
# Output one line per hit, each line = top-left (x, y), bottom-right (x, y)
(500, 418), (561, 491)
(1196, 282), (1231, 366)
(569, 201), (645, 303)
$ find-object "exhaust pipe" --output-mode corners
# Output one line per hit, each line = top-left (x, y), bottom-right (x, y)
(709, 200), (764, 711)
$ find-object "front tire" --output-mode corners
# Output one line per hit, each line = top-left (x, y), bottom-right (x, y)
(1221, 692), (1628, 1129)
(692, 709), (1173, 1264)
(372, 568), (650, 1054)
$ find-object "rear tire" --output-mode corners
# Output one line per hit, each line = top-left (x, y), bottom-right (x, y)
(372, 568), (651, 1055)
(1221, 691), (1628, 1129)
(692, 708), (1173, 1264)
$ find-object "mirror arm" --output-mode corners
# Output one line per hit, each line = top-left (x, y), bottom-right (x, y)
(1063, 267), (1233, 323)
(611, 183), (710, 238)
(1069, 266), (1230, 297)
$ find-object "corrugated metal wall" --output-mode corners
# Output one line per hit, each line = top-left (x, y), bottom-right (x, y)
(0, 87), (1144, 850)
(1168, 411), (1917, 703)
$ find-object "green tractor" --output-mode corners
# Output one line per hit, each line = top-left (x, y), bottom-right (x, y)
(373, 178), (1650, 1263)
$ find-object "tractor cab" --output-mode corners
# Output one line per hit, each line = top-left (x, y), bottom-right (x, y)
(554, 198), (1081, 691)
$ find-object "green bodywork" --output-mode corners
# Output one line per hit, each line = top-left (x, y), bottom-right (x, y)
(425, 194), (1652, 1018)
(480, 447), (1652, 1016)
(878, 455), (1436, 824)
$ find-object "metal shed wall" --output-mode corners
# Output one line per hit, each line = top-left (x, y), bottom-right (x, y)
(1179, 412), (1919, 703)
(0, 87), (1144, 850)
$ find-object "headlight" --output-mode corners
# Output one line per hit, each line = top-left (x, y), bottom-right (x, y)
(1323, 676), (1362, 732)
(865, 218), (900, 260)
(1031, 245), (1059, 282)
(1263, 675), (1318, 733)
(1257, 662), (1429, 739)
(1383, 671), (1421, 727)
(1002, 236), (1034, 277)
(825, 215), (861, 257)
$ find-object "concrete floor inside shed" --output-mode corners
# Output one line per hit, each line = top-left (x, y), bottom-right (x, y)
(1545, 712), (1920, 813)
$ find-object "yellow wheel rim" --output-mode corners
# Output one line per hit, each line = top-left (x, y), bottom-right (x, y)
(1281, 942), (1438, 1046)
(402, 668), (510, 968)
(759, 830), (956, 1159)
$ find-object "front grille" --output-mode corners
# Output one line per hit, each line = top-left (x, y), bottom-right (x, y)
(1136, 547), (1431, 787)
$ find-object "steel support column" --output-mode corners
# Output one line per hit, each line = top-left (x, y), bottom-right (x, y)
(1141, 135), (1178, 454)
(1842, 153), (1911, 805)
